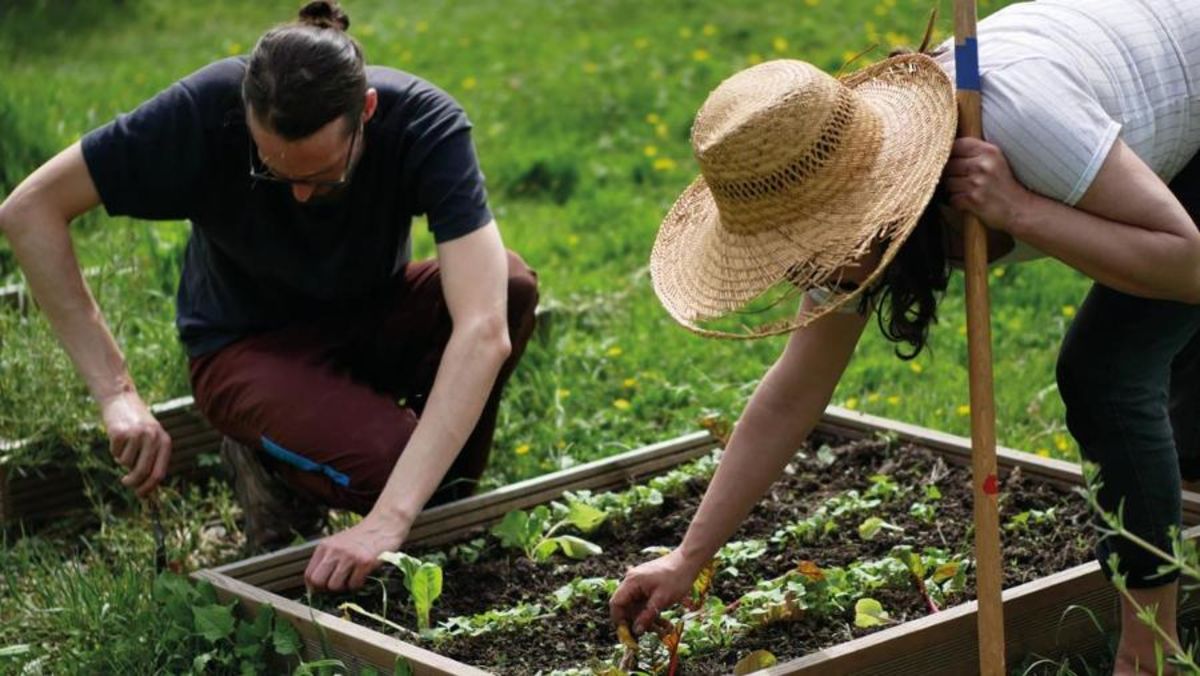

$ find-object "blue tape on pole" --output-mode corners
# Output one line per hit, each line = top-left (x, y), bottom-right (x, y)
(260, 435), (351, 487)
(955, 37), (981, 91)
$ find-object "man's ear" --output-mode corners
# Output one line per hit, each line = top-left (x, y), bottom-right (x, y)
(363, 88), (379, 123)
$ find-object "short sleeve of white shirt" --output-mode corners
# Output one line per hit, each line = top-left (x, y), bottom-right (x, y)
(980, 59), (1122, 206)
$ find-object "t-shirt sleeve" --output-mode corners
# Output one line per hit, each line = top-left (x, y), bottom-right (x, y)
(981, 59), (1122, 205)
(413, 127), (493, 243)
(80, 79), (209, 220)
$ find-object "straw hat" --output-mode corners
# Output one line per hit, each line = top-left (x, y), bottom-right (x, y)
(650, 54), (956, 338)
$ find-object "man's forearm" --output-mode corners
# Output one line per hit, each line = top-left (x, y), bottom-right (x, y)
(1012, 192), (1200, 302)
(2, 206), (134, 403)
(367, 317), (511, 529)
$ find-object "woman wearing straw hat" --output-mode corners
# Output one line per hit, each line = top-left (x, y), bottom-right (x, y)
(611, 1), (1199, 670)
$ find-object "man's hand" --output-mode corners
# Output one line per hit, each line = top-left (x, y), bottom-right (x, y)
(100, 390), (171, 497)
(944, 137), (1034, 234)
(305, 511), (410, 592)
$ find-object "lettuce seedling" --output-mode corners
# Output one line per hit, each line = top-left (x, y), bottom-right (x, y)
(378, 552), (443, 634)
(491, 499), (606, 562)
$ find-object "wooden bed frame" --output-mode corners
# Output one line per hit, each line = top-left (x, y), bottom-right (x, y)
(194, 407), (1200, 675)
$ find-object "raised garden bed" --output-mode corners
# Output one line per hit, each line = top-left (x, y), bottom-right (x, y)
(197, 408), (1200, 674)
(0, 396), (221, 525)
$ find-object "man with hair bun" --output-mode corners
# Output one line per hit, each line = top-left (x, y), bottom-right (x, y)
(0, 0), (537, 592)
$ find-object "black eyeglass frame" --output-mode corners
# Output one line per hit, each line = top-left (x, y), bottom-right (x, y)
(248, 123), (361, 190)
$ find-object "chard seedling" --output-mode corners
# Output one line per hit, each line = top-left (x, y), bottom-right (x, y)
(1005, 507), (1057, 533)
(490, 499), (605, 562)
(853, 598), (892, 627)
(858, 516), (904, 540)
(378, 552), (443, 634)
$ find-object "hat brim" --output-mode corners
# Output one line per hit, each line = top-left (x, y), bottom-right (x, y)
(651, 54), (957, 338)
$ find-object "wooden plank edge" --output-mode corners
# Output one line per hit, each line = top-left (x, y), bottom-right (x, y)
(193, 569), (491, 675)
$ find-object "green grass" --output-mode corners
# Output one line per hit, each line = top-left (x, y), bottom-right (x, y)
(0, 0), (1096, 670)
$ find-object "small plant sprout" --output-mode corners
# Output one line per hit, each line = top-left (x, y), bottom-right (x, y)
(377, 552), (443, 634)
(858, 516), (904, 540)
(853, 598), (892, 628)
(1004, 507), (1058, 533)
(490, 498), (606, 562)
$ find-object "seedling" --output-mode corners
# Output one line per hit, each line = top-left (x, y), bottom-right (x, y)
(490, 499), (606, 562)
(378, 552), (443, 634)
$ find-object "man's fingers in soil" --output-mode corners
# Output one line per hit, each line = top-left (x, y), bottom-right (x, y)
(121, 435), (156, 489)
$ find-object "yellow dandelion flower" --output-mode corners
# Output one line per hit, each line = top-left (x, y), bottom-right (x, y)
(226, 42), (242, 56)
(1036, 448), (1051, 458)
(864, 21), (880, 41)
(655, 123), (669, 139)
(747, 53), (764, 65)
(461, 76), (478, 90)
(805, 0), (820, 5)
(515, 443), (531, 456)
(360, 24), (377, 37)
(958, 324), (968, 336)
(1062, 305), (1076, 318)
(956, 404), (971, 416)
(883, 0), (896, 6)
(556, 388), (571, 399)
(867, 393), (880, 403)
(842, 50), (860, 64)
(703, 24), (718, 36)
(643, 145), (659, 157)
(884, 31), (908, 48)
(567, 234), (580, 247)
(583, 62), (599, 74)
(887, 395), (901, 406)
(634, 37), (650, 49)
(909, 362), (924, 374)
(606, 346), (623, 357)
(556, 439), (567, 449)
(993, 267), (1006, 278)
(415, 20), (429, 33)
(1055, 434), (1071, 451)
(645, 112), (662, 125)
(679, 27), (693, 39)
(623, 378), (638, 388)
(692, 48), (710, 62)
(845, 397), (859, 410)
(400, 49), (413, 62)
(772, 36), (789, 53)
(653, 157), (678, 172)
(614, 399), (632, 411)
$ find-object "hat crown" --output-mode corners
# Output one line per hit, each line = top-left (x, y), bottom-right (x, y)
(689, 60), (881, 235)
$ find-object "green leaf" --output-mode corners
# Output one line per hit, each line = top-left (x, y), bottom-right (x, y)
(491, 510), (542, 552)
(0, 645), (31, 657)
(193, 604), (236, 643)
(553, 535), (603, 560)
(236, 606), (274, 647)
(532, 538), (561, 562)
(733, 649), (778, 674)
(854, 598), (890, 628)
(409, 563), (443, 632)
(394, 657), (415, 676)
(858, 517), (902, 540)
(272, 616), (302, 656)
(192, 651), (215, 672)
(564, 501), (607, 533)
(924, 485), (942, 500)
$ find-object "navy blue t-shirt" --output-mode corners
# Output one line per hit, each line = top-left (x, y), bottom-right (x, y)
(81, 58), (493, 357)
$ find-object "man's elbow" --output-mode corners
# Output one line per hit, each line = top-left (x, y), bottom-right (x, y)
(465, 312), (512, 364)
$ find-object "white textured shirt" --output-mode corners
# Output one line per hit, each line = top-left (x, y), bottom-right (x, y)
(935, 0), (1200, 263)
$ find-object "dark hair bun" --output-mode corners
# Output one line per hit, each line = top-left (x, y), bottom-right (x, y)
(298, 1), (350, 31)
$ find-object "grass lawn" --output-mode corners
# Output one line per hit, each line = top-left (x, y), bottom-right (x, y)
(0, 0), (1102, 671)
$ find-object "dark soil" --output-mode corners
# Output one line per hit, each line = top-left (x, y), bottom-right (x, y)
(314, 434), (1095, 674)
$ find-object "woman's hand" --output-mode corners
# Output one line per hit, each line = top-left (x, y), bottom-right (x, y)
(944, 137), (1034, 235)
(609, 548), (699, 634)
(100, 390), (172, 497)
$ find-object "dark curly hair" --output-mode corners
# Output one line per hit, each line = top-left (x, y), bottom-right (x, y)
(242, 1), (366, 140)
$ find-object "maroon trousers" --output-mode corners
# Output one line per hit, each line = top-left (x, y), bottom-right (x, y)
(189, 251), (538, 514)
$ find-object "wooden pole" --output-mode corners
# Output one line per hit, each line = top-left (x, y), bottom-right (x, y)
(954, 2), (1006, 673)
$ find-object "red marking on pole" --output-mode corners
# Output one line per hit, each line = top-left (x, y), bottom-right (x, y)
(983, 474), (999, 496)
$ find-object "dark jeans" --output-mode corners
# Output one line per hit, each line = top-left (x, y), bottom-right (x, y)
(1056, 153), (1200, 588)
(188, 251), (539, 515)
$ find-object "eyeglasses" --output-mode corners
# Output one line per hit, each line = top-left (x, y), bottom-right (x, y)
(248, 124), (360, 189)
